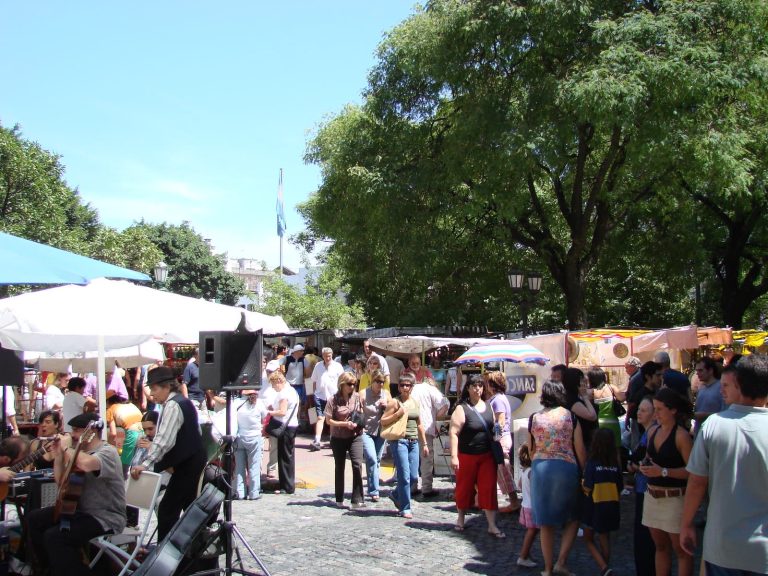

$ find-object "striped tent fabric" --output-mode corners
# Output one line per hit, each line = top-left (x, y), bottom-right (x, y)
(454, 342), (549, 365)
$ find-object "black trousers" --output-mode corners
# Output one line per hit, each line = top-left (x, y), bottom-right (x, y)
(26, 507), (108, 576)
(634, 491), (656, 576)
(276, 427), (297, 494)
(330, 434), (364, 504)
(157, 452), (207, 541)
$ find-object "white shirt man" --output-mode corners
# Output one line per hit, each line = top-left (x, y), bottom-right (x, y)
(309, 348), (344, 451)
(411, 379), (449, 496)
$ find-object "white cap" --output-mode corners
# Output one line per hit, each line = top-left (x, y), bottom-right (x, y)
(291, 344), (305, 353)
(266, 360), (280, 373)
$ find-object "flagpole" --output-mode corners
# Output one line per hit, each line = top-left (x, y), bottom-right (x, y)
(278, 168), (284, 278)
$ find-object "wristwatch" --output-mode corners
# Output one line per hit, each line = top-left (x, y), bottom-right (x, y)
(661, 467), (669, 478)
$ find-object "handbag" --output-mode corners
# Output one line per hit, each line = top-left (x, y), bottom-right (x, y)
(266, 402), (298, 439)
(380, 400), (407, 441)
(610, 387), (627, 417)
(349, 394), (365, 429)
(467, 402), (505, 465)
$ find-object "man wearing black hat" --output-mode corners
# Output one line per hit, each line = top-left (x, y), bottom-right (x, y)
(130, 365), (205, 541)
(26, 412), (126, 576)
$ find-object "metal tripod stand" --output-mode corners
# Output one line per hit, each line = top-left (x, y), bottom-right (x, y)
(188, 388), (271, 576)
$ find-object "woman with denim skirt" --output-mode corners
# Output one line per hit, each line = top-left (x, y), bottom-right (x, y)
(361, 370), (391, 502)
(380, 372), (428, 519)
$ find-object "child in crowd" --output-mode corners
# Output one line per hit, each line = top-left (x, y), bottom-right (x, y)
(581, 428), (623, 576)
(516, 443), (539, 568)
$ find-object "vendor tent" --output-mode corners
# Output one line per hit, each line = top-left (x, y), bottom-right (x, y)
(632, 325), (699, 353)
(0, 231), (151, 284)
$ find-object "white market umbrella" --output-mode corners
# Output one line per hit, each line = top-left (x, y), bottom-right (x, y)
(26, 339), (166, 373)
(0, 278), (289, 352)
(0, 278), (290, 422)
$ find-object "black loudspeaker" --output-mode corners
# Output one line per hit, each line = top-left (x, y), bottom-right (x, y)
(0, 346), (23, 388)
(198, 330), (263, 392)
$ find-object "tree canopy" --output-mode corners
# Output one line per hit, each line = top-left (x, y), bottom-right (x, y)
(299, 0), (768, 330)
(0, 123), (163, 281)
(130, 221), (245, 305)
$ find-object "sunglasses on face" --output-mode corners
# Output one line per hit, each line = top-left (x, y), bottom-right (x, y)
(398, 383), (413, 388)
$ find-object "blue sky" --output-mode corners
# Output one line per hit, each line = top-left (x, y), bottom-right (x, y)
(0, 1), (417, 270)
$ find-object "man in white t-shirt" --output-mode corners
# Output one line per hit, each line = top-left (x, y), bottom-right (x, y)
(411, 379), (449, 497)
(62, 377), (97, 433)
(309, 348), (344, 451)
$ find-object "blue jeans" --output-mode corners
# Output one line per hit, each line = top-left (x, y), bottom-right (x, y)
(362, 433), (387, 497)
(391, 438), (419, 514)
(235, 435), (263, 499)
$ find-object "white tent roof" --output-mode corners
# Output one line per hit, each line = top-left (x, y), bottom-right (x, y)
(0, 278), (289, 353)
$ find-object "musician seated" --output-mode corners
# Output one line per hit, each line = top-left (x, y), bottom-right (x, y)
(0, 436), (27, 484)
(26, 413), (126, 576)
(0, 436), (30, 468)
(29, 410), (61, 470)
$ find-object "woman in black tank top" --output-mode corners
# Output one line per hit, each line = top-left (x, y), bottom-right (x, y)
(639, 388), (694, 576)
(449, 375), (504, 537)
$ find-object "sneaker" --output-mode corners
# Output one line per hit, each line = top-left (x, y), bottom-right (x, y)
(309, 441), (321, 451)
(517, 557), (537, 568)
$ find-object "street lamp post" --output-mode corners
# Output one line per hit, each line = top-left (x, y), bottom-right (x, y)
(508, 269), (543, 337)
(153, 261), (168, 289)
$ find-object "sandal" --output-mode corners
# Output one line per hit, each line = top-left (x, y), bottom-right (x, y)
(487, 530), (506, 539)
(453, 524), (465, 532)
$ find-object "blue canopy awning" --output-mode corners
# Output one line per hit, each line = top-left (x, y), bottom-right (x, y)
(0, 231), (151, 284)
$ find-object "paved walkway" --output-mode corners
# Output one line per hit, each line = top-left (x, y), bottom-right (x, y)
(223, 433), (703, 576)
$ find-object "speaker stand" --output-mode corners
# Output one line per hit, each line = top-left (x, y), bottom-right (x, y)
(186, 388), (271, 576)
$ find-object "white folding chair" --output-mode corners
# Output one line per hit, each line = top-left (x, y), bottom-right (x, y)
(89, 471), (163, 576)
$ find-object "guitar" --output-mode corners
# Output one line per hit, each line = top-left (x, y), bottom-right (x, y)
(0, 439), (54, 501)
(53, 419), (102, 521)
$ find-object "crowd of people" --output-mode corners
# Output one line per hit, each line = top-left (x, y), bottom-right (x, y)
(0, 340), (765, 576)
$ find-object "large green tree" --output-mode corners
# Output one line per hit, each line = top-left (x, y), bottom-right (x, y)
(300, 0), (767, 330)
(0, 123), (100, 250)
(0, 123), (164, 285)
(130, 221), (245, 305)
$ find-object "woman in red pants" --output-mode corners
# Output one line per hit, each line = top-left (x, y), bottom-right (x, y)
(449, 375), (504, 538)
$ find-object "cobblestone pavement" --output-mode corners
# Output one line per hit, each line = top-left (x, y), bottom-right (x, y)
(223, 435), (703, 576)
